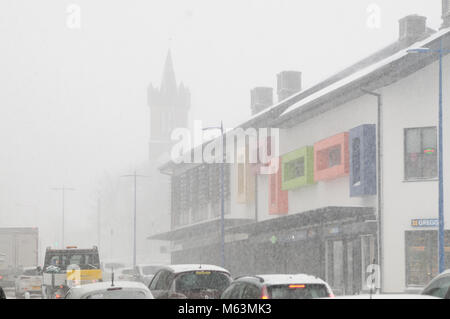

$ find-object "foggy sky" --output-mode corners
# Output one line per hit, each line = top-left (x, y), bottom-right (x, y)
(0, 0), (442, 249)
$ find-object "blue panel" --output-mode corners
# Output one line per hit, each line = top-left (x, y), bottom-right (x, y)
(349, 124), (376, 197)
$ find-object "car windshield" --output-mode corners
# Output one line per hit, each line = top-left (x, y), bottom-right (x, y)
(44, 252), (100, 271)
(142, 266), (162, 275)
(85, 289), (148, 299)
(268, 284), (329, 299)
(175, 271), (231, 293)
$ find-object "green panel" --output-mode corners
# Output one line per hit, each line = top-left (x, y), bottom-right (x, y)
(281, 146), (314, 190)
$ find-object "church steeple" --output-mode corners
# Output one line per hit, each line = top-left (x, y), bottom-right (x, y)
(148, 50), (190, 162)
(160, 50), (177, 96)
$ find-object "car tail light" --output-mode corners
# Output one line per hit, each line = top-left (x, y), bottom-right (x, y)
(0, 275), (3, 280)
(261, 285), (270, 299)
(55, 294), (62, 299)
(329, 293), (335, 298)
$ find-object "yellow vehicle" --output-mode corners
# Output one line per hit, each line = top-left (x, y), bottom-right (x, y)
(42, 246), (102, 298)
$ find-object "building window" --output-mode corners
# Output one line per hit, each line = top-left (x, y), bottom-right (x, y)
(281, 146), (314, 190)
(284, 157), (305, 181)
(314, 132), (349, 182)
(405, 230), (450, 287)
(404, 127), (437, 180)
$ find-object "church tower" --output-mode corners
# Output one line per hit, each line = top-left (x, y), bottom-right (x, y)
(148, 51), (190, 162)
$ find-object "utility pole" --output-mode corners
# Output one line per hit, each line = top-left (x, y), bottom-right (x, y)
(121, 171), (148, 269)
(203, 121), (226, 268)
(51, 186), (75, 248)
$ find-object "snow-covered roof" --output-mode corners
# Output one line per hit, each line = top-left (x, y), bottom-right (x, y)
(67, 281), (151, 298)
(162, 264), (230, 274)
(280, 28), (450, 117)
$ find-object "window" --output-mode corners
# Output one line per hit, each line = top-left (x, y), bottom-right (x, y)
(242, 284), (261, 299)
(314, 132), (349, 181)
(405, 230), (450, 287)
(221, 282), (245, 299)
(405, 127), (437, 180)
(281, 146), (314, 190)
(284, 157), (305, 181)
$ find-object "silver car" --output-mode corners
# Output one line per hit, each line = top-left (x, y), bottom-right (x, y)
(14, 267), (42, 298)
(64, 281), (153, 299)
(421, 270), (450, 299)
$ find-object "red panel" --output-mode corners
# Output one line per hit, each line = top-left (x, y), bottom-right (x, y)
(314, 132), (349, 181)
(269, 158), (288, 215)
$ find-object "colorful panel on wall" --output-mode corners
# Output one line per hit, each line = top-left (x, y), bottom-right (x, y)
(314, 132), (349, 181)
(269, 157), (288, 215)
(281, 146), (314, 190)
(349, 124), (377, 197)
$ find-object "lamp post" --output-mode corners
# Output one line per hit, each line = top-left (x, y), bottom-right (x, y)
(408, 38), (449, 273)
(121, 171), (148, 269)
(51, 186), (75, 248)
(203, 121), (225, 268)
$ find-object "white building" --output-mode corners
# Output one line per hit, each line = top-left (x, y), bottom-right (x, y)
(153, 6), (450, 294)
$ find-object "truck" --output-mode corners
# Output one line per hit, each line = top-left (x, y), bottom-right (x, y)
(0, 227), (39, 287)
(42, 246), (102, 299)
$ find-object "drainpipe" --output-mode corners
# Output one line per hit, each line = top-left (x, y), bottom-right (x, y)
(362, 89), (383, 293)
(255, 174), (259, 222)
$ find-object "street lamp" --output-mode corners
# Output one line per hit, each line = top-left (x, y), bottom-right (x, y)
(408, 38), (450, 273)
(202, 121), (226, 268)
(51, 186), (75, 249)
(121, 171), (148, 269)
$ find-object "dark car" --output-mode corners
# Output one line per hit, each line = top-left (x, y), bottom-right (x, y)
(221, 274), (334, 299)
(0, 286), (6, 299)
(148, 264), (232, 299)
(421, 270), (450, 299)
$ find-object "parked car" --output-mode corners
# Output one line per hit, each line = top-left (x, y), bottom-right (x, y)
(221, 274), (333, 299)
(116, 267), (140, 282)
(148, 264), (232, 299)
(0, 286), (6, 299)
(14, 267), (42, 298)
(326, 294), (441, 299)
(421, 270), (450, 299)
(134, 264), (165, 286)
(64, 281), (153, 299)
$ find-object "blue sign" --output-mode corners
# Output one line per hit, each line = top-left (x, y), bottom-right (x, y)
(411, 219), (439, 228)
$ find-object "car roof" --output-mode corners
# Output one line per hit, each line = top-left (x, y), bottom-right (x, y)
(236, 274), (327, 285)
(68, 281), (149, 298)
(158, 264), (230, 274)
(329, 294), (441, 299)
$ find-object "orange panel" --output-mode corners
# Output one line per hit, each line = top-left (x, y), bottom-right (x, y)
(314, 132), (349, 181)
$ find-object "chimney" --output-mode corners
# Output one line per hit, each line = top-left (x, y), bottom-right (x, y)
(277, 71), (302, 102)
(250, 87), (273, 115)
(399, 15), (427, 44)
(443, 0), (450, 29)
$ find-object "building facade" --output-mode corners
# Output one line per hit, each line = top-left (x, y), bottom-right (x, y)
(152, 7), (450, 294)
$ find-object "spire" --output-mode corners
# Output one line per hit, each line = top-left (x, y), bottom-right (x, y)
(160, 50), (177, 95)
